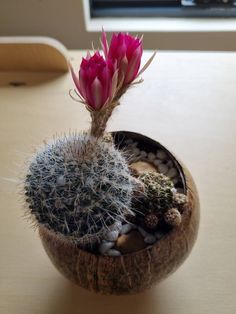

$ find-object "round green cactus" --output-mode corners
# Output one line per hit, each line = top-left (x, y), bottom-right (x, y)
(139, 172), (174, 211)
(24, 133), (136, 247)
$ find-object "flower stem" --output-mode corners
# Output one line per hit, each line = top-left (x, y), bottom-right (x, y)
(90, 103), (118, 138)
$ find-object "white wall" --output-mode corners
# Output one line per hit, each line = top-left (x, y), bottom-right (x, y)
(0, 0), (236, 51)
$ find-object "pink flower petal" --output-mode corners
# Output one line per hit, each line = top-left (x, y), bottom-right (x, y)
(78, 68), (87, 98)
(86, 51), (91, 60)
(118, 55), (128, 84)
(125, 46), (142, 83)
(101, 28), (109, 59)
(69, 64), (84, 98)
(91, 77), (104, 109)
(110, 69), (118, 99)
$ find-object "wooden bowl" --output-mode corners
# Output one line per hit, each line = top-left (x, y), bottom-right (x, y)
(39, 131), (200, 295)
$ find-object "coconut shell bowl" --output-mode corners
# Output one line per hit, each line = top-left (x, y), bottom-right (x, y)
(38, 131), (200, 295)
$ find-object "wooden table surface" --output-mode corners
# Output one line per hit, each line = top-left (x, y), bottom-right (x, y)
(0, 51), (236, 314)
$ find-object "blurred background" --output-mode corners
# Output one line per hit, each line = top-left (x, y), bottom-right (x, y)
(0, 0), (236, 50)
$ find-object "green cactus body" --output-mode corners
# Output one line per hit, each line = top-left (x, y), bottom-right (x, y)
(139, 172), (174, 211)
(25, 133), (135, 247)
(132, 171), (187, 231)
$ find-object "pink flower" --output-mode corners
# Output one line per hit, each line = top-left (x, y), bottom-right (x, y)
(70, 51), (118, 110)
(102, 31), (143, 85)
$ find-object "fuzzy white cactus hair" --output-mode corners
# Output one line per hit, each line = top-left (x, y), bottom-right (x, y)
(24, 133), (137, 247)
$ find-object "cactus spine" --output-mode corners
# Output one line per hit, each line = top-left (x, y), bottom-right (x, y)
(25, 133), (136, 247)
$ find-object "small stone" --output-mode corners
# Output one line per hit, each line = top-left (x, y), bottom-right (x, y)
(130, 223), (137, 229)
(140, 150), (147, 158)
(155, 232), (164, 240)
(138, 227), (148, 237)
(158, 163), (168, 175)
(167, 167), (178, 179)
(133, 148), (140, 155)
(148, 152), (156, 162)
(156, 150), (167, 160)
(115, 230), (146, 254)
(164, 208), (182, 227)
(57, 175), (66, 186)
(172, 178), (179, 185)
(171, 187), (177, 194)
(106, 249), (121, 257)
(167, 160), (174, 168)
(99, 242), (114, 255)
(105, 230), (119, 242)
(154, 159), (162, 167)
(131, 142), (138, 148)
(125, 139), (133, 145)
(110, 221), (122, 232)
(144, 234), (156, 244)
(130, 161), (157, 175)
(120, 223), (133, 234)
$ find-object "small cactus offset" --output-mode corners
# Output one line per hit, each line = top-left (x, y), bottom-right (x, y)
(173, 192), (188, 205)
(131, 171), (187, 230)
(139, 172), (174, 211)
(25, 133), (137, 247)
(144, 213), (159, 229)
(164, 208), (182, 227)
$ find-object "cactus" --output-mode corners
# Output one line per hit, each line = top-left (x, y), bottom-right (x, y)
(173, 192), (188, 205)
(24, 133), (137, 247)
(144, 213), (159, 229)
(164, 208), (182, 227)
(130, 171), (186, 230)
(139, 172), (174, 211)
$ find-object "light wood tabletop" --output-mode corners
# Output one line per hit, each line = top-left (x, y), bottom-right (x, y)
(0, 50), (236, 314)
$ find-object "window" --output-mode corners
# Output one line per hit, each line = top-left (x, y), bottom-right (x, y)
(90, 0), (236, 18)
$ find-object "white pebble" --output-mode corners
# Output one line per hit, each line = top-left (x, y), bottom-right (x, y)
(144, 234), (156, 244)
(110, 221), (122, 232)
(57, 175), (66, 186)
(130, 223), (138, 229)
(148, 152), (156, 162)
(156, 150), (167, 160)
(167, 167), (178, 179)
(155, 232), (164, 240)
(107, 249), (121, 257)
(154, 159), (162, 167)
(171, 187), (177, 194)
(172, 178), (179, 185)
(99, 242), (114, 255)
(133, 148), (140, 155)
(138, 227), (148, 238)
(121, 223), (132, 234)
(140, 150), (147, 158)
(105, 230), (119, 242)
(167, 160), (174, 168)
(131, 142), (138, 148)
(125, 139), (133, 145)
(158, 163), (168, 175)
